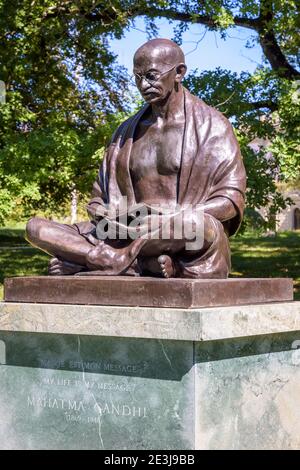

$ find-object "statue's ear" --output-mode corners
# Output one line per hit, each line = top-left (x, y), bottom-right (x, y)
(175, 63), (187, 82)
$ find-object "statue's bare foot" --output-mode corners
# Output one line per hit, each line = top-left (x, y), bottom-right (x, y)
(158, 254), (176, 278)
(86, 238), (147, 275)
(49, 257), (85, 275)
(140, 254), (176, 278)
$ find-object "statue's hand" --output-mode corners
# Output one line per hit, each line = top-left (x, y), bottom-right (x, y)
(86, 202), (103, 222)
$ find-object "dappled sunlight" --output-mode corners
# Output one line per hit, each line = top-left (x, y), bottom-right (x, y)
(231, 231), (300, 299)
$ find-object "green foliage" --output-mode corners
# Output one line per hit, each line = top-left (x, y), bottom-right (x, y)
(241, 208), (267, 234)
(0, 107), (125, 223)
(212, 6), (235, 31)
(0, 1), (299, 228)
(0, 0), (131, 224)
(269, 80), (300, 181)
(0, 189), (14, 226)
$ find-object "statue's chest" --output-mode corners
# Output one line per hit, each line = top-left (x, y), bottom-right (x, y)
(130, 122), (184, 177)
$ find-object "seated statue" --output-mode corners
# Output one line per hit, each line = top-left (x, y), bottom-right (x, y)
(26, 38), (246, 279)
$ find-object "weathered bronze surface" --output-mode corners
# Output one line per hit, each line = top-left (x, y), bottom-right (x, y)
(4, 277), (293, 308)
(25, 38), (246, 279)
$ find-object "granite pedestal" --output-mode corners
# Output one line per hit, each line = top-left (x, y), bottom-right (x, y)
(0, 296), (300, 449)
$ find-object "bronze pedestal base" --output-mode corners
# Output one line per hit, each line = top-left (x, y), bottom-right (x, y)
(4, 276), (293, 308)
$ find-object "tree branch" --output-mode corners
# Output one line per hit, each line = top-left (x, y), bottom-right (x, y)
(137, 5), (299, 79)
(258, 0), (299, 79)
(133, 7), (260, 31)
(84, 5), (300, 79)
(42, 2), (299, 80)
(249, 100), (278, 112)
(42, 3), (259, 30)
(216, 96), (277, 112)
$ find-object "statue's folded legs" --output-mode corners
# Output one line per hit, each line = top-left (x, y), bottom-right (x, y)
(25, 211), (230, 278)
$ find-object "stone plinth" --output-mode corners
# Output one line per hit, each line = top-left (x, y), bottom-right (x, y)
(4, 276), (293, 308)
(0, 300), (300, 449)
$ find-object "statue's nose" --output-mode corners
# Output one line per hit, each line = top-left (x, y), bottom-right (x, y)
(139, 77), (150, 91)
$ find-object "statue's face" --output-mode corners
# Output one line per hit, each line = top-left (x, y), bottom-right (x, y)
(133, 49), (181, 104)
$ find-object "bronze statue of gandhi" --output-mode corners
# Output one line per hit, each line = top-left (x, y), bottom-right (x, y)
(26, 38), (246, 278)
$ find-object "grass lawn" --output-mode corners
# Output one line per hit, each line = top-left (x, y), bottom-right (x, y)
(231, 231), (300, 299)
(0, 227), (299, 300)
(0, 228), (49, 299)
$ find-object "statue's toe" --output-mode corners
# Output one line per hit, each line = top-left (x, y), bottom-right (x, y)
(48, 258), (62, 275)
(158, 254), (175, 278)
(48, 258), (84, 275)
(49, 257), (59, 267)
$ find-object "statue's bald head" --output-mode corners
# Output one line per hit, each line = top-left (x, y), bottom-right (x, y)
(133, 39), (187, 103)
(133, 38), (185, 69)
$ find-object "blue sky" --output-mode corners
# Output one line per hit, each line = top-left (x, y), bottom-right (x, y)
(110, 17), (263, 76)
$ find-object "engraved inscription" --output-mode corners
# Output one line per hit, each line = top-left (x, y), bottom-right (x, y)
(27, 395), (149, 424)
(40, 376), (136, 393)
(28, 396), (85, 412)
(38, 359), (149, 374)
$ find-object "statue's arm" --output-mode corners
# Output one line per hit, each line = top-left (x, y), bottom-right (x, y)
(200, 109), (246, 228)
(203, 197), (237, 222)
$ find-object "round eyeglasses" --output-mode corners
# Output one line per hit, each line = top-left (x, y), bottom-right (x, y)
(132, 64), (177, 86)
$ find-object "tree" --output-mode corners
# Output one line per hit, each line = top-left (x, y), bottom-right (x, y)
(0, 1), (299, 226)
(0, 0), (130, 224)
(25, 1), (298, 81)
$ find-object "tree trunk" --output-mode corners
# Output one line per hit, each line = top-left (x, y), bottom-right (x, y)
(71, 188), (78, 225)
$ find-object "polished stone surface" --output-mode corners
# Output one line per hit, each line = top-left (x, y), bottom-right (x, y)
(0, 301), (299, 341)
(4, 276), (293, 308)
(1, 301), (300, 449)
(0, 331), (194, 450)
(195, 332), (300, 449)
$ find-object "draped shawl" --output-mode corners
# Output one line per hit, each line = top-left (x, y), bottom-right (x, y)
(87, 88), (246, 238)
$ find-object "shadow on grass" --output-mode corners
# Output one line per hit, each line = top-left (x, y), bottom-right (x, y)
(0, 247), (49, 299)
(0, 227), (28, 245)
(0, 227), (49, 284)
